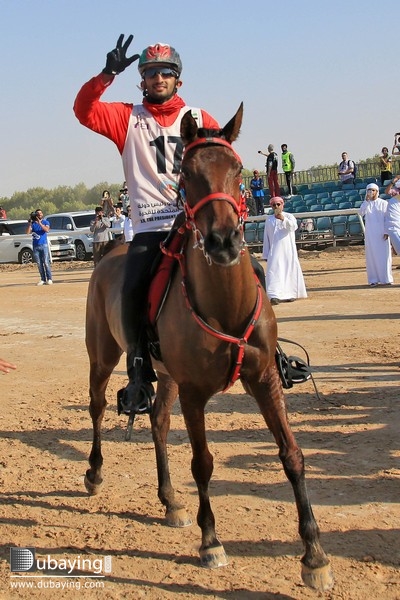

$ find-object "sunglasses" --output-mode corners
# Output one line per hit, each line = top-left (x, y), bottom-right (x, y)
(142, 67), (179, 79)
(271, 203), (282, 208)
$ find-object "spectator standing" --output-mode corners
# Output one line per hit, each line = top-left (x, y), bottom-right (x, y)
(258, 145), (279, 198)
(110, 206), (125, 239)
(281, 144), (295, 197)
(250, 170), (265, 215)
(391, 133), (400, 156)
(379, 147), (392, 186)
(74, 35), (219, 412)
(338, 152), (355, 185)
(385, 177), (400, 255)
(0, 206), (7, 219)
(100, 190), (115, 218)
(26, 209), (53, 285)
(119, 183), (130, 211)
(262, 196), (307, 305)
(90, 206), (111, 266)
(244, 189), (257, 217)
(123, 207), (134, 243)
(358, 183), (393, 286)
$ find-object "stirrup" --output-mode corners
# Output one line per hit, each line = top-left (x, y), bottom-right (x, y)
(275, 340), (311, 389)
(117, 382), (155, 416)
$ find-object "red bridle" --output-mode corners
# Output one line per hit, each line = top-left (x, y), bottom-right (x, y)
(159, 135), (262, 391)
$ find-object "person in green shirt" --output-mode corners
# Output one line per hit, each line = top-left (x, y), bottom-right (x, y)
(281, 144), (295, 197)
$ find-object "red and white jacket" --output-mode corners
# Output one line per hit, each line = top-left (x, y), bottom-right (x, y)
(74, 74), (219, 234)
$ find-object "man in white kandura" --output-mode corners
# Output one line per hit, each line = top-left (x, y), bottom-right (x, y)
(262, 196), (307, 305)
(358, 182), (393, 286)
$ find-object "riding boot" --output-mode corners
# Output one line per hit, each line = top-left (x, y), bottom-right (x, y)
(117, 333), (157, 416)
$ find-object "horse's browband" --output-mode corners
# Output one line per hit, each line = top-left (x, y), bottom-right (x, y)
(184, 137), (242, 164)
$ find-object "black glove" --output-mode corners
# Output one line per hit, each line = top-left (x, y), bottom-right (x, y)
(102, 34), (140, 75)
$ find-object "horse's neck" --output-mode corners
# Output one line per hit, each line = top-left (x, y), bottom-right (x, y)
(185, 246), (257, 330)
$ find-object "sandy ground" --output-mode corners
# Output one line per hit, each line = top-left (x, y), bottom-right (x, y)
(0, 246), (399, 600)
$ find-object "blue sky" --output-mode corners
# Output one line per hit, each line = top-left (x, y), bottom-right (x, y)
(2, 0), (400, 197)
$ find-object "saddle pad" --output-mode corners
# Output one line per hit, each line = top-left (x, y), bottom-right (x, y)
(147, 230), (184, 327)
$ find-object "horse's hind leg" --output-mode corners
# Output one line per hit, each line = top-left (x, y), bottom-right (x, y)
(248, 367), (334, 592)
(179, 388), (228, 569)
(85, 338), (122, 496)
(150, 373), (192, 528)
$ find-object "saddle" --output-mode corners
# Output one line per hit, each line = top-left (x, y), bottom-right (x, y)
(147, 225), (186, 361)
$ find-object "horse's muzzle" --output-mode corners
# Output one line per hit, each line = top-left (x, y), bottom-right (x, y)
(204, 227), (243, 266)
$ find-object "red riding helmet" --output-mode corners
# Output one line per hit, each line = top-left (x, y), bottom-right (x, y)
(138, 43), (182, 76)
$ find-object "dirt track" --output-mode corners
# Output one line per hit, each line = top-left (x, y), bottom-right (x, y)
(0, 246), (399, 599)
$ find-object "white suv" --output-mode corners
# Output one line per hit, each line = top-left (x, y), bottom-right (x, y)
(0, 220), (75, 264)
(45, 211), (95, 261)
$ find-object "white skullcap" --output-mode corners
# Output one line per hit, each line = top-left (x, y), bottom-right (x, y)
(366, 183), (379, 192)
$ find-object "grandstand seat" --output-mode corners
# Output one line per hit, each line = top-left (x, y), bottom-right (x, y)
(353, 199), (363, 208)
(347, 214), (364, 239)
(305, 197), (317, 208)
(338, 201), (352, 210)
(293, 205), (307, 213)
(309, 204), (323, 212)
(292, 197), (305, 206)
(355, 181), (368, 189)
(317, 192), (330, 201)
(332, 215), (347, 239)
(341, 183), (355, 191)
(344, 190), (359, 199)
(380, 194), (391, 200)
(383, 179), (392, 187)
(316, 216), (332, 231)
(323, 203), (338, 211)
(320, 196), (332, 206)
(363, 177), (378, 184)
(303, 194), (317, 203)
(297, 184), (310, 193)
(244, 222), (258, 244)
(323, 181), (339, 190)
(290, 194), (303, 202)
(331, 190), (344, 200)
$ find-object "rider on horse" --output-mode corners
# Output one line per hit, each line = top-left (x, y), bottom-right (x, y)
(74, 35), (219, 414)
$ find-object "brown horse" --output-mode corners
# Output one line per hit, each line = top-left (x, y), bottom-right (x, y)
(85, 104), (333, 591)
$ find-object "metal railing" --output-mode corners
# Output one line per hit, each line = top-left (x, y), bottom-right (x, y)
(245, 208), (364, 251)
(244, 158), (400, 191)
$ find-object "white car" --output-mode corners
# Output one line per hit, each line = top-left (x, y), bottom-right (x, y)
(45, 211), (95, 261)
(0, 220), (75, 264)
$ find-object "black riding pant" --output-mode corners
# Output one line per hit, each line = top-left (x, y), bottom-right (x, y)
(121, 231), (166, 381)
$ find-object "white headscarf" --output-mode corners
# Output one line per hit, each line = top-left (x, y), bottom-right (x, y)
(365, 183), (379, 200)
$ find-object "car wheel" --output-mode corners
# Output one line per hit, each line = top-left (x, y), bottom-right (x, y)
(18, 248), (34, 264)
(75, 240), (87, 261)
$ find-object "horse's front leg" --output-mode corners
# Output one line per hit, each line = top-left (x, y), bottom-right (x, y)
(150, 372), (191, 527)
(84, 363), (115, 496)
(247, 366), (334, 592)
(179, 387), (228, 569)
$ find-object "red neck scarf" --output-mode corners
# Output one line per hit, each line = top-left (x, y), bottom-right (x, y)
(143, 94), (186, 126)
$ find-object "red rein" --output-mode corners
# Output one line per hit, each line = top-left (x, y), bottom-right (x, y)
(160, 136), (262, 390)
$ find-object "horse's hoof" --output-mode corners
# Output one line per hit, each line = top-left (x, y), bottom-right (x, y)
(301, 562), (334, 591)
(200, 544), (228, 569)
(84, 474), (102, 496)
(166, 508), (192, 528)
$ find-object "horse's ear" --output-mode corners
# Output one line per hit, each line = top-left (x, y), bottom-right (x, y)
(181, 109), (199, 146)
(221, 102), (243, 144)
